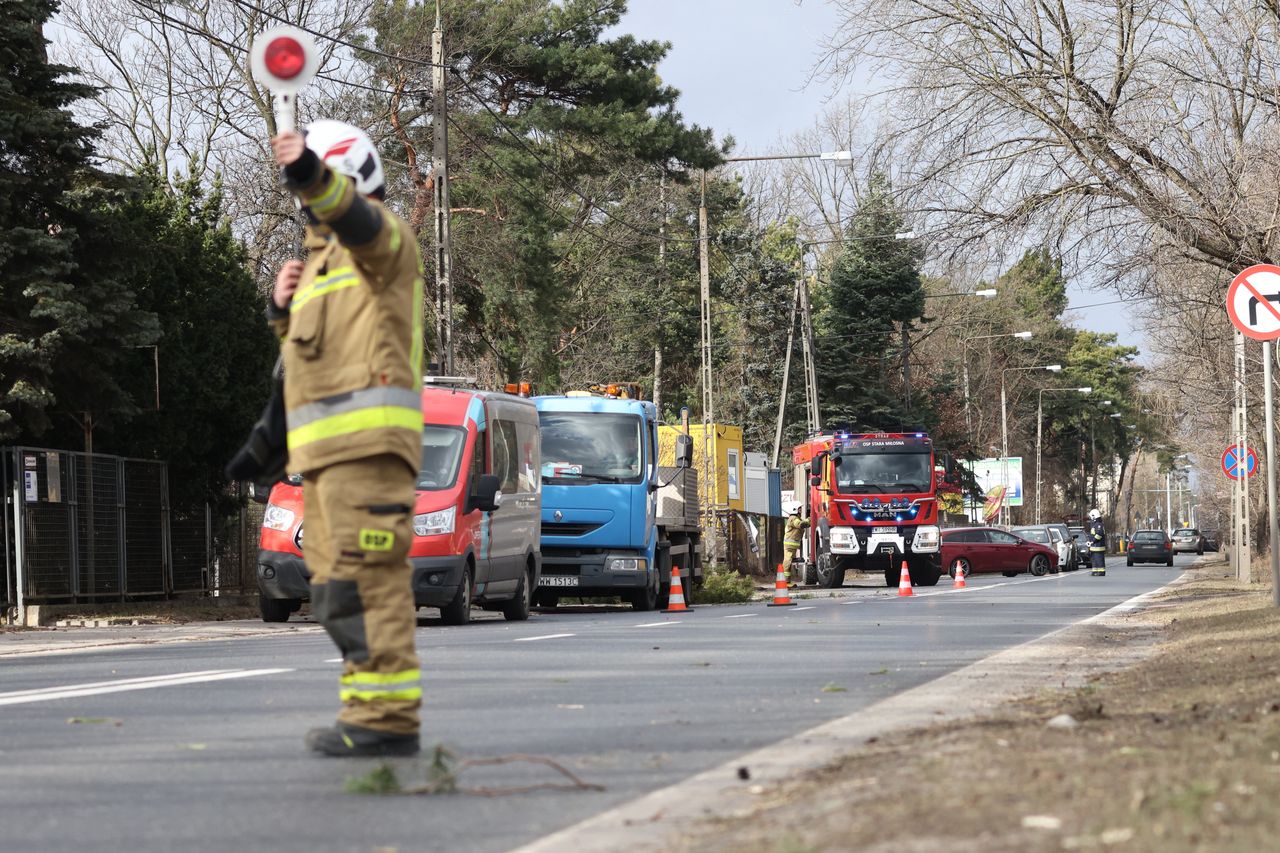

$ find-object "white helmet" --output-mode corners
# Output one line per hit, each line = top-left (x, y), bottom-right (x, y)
(784, 501), (802, 515)
(1088, 509), (1101, 520)
(303, 119), (384, 198)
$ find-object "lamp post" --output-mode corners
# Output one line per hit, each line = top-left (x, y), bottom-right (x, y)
(962, 331), (1032, 441)
(1036, 386), (1092, 523)
(999, 363), (1062, 525)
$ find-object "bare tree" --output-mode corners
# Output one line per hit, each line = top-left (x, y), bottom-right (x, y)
(821, 0), (1280, 283)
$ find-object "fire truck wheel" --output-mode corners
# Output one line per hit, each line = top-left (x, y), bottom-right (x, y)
(815, 552), (845, 588)
(911, 560), (941, 587)
(804, 563), (818, 586)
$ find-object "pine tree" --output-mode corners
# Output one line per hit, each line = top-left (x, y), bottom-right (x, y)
(815, 173), (924, 430)
(0, 0), (157, 440)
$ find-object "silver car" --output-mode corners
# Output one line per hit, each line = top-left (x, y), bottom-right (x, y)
(1045, 523), (1081, 571)
(1171, 528), (1205, 555)
(1011, 525), (1067, 573)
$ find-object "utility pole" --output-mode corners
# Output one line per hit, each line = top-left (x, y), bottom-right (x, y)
(653, 171), (667, 415)
(431, 3), (454, 374)
(771, 271), (802, 467)
(1235, 330), (1252, 580)
(798, 275), (821, 434)
(698, 171), (715, 562)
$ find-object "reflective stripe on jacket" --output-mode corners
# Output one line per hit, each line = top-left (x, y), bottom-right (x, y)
(270, 165), (425, 474)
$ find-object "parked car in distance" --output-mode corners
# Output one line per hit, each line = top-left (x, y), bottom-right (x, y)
(1068, 526), (1093, 569)
(1171, 528), (1205, 555)
(1044, 523), (1080, 571)
(1011, 526), (1066, 573)
(1127, 529), (1174, 566)
(1201, 530), (1220, 552)
(941, 527), (1059, 579)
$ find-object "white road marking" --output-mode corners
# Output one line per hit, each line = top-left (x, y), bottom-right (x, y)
(635, 621), (679, 628)
(324, 658), (342, 663)
(790, 606), (816, 611)
(0, 669), (293, 707)
(514, 633), (577, 643)
(723, 613), (758, 619)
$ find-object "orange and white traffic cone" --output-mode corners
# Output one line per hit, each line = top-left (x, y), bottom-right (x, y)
(952, 562), (967, 589)
(663, 565), (692, 613)
(897, 560), (914, 597)
(767, 564), (796, 607)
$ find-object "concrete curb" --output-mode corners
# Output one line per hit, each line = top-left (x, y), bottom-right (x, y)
(513, 568), (1197, 853)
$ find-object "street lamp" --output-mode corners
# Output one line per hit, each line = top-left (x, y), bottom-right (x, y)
(999, 364), (1062, 524)
(1036, 386), (1092, 523)
(961, 331), (1033, 440)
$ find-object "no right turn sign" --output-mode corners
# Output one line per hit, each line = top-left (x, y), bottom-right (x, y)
(1227, 264), (1280, 340)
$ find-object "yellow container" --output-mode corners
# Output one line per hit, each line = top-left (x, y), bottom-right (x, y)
(658, 423), (745, 512)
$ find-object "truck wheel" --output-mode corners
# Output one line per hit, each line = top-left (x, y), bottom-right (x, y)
(629, 578), (659, 611)
(804, 563), (818, 586)
(503, 565), (533, 621)
(910, 559), (941, 587)
(532, 591), (559, 609)
(441, 564), (474, 625)
(259, 596), (295, 623)
(1029, 555), (1050, 576)
(815, 552), (845, 589)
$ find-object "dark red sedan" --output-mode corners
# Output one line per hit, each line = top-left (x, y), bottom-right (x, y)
(941, 526), (1059, 578)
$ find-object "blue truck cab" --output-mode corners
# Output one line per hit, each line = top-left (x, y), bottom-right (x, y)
(534, 393), (701, 611)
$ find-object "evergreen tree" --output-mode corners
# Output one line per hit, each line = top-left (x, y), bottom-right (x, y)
(89, 175), (276, 512)
(0, 0), (157, 440)
(814, 173), (924, 430)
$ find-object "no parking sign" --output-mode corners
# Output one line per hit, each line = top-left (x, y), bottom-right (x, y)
(1222, 444), (1257, 480)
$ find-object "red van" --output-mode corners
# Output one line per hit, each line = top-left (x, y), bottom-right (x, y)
(255, 382), (541, 624)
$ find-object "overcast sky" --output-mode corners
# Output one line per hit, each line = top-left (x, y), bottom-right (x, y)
(615, 1), (1141, 352)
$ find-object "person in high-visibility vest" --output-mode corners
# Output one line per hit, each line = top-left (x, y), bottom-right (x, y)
(1088, 508), (1107, 576)
(782, 503), (810, 587)
(269, 121), (425, 757)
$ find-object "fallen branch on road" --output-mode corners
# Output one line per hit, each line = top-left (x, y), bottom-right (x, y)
(346, 745), (605, 797)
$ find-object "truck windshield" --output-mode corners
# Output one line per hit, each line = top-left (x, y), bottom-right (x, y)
(539, 412), (643, 484)
(835, 452), (932, 494)
(417, 426), (466, 491)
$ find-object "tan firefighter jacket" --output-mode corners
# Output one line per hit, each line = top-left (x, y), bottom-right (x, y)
(269, 161), (424, 475)
(783, 515), (810, 548)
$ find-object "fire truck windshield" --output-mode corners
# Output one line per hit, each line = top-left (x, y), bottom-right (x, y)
(834, 452), (932, 494)
(538, 412), (643, 484)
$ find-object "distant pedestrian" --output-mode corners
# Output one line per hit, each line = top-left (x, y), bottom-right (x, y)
(1088, 509), (1107, 576)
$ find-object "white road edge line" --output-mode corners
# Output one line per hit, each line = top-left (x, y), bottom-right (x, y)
(635, 621), (679, 628)
(513, 633), (577, 643)
(513, 569), (1195, 853)
(0, 669), (240, 700)
(0, 668), (293, 707)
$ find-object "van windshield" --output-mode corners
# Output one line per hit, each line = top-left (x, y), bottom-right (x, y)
(539, 412), (643, 484)
(417, 426), (467, 491)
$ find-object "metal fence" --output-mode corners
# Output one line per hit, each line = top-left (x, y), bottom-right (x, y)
(2, 447), (265, 619)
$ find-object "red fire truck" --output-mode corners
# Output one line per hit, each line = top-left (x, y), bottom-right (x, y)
(793, 431), (953, 589)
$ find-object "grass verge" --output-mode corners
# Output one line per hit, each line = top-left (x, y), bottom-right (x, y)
(679, 560), (1280, 852)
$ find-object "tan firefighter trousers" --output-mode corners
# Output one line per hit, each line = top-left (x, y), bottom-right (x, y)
(303, 454), (421, 735)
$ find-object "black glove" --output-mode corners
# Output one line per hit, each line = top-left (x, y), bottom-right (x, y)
(226, 375), (288, 486)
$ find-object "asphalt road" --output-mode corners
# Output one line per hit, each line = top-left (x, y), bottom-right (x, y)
(0, 555), (1190, 853)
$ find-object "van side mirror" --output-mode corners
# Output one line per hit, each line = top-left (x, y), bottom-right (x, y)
(249, 481), (271, 504)
(675, 434), (694, 469)
(469, 474), (501, 513)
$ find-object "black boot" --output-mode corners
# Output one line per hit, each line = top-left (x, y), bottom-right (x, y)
(305, 722), (420, 757)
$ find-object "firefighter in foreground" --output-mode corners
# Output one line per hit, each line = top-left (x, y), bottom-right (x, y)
(782, 502), (810, 587)
(1088, 508), (1107, 576)
(270, 121), (425, 757)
